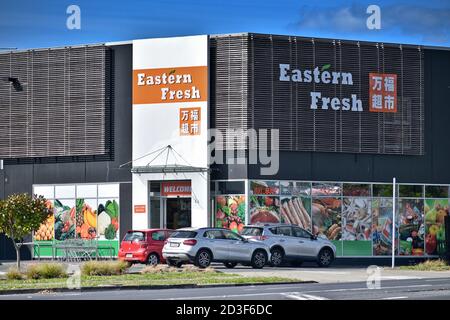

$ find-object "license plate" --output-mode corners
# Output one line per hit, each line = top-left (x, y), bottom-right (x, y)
(170, 242), (180, 247)
(126, 254), (133, 258)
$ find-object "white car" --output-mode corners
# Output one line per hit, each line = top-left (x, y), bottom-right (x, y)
(241, 223), (337, 267)
(162, 227), (271, 269)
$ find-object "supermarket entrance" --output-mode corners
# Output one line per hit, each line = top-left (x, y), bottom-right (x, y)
(165, 197), (191, 230)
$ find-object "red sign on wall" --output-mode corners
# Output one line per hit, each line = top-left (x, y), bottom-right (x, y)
(369, 73), (397, 113)
(161, 181), (191, 196)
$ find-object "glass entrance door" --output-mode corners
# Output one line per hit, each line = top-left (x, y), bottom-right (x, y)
(165, 197), (191, 229)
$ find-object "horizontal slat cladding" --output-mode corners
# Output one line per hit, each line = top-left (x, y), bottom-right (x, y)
(211, 34), (424, 155)
(210, 36), (249, 150)
(0, 46), (111, 159)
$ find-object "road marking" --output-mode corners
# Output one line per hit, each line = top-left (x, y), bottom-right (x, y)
(281, 292), (328, 300)
(303, 284), (432, 294)
(381, 276), (422, 280)
(382, 296), (408, 300)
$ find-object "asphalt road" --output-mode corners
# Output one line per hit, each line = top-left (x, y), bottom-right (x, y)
(2, 277), (450, 300)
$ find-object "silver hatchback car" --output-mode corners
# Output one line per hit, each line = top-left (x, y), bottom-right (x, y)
(162, 227), (271, 269)
(241, 223), (337, 267)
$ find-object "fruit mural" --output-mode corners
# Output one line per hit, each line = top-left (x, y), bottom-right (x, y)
(424, 199), (448, 255)
(215, 195), (245, 233)
(76, 199), (97, 240)
(34, 200), (55, 241)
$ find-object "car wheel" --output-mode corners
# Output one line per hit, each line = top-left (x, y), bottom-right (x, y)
(146, 253), (159, 266)
(195, 249), (212, 268)
(251, 250), (267, 269)
(224, 262), (237, 269)
(270, 248), (284, 267)
(317, 248), (334, 268)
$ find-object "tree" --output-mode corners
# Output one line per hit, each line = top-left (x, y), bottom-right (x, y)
(0, 193), (52, 270)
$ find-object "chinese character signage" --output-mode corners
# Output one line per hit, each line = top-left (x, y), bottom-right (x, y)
(179, 107), (201, 136)
(369, 73), (397, 113)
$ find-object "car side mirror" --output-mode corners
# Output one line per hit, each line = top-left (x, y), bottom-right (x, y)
(311, 235), (317, 240)
(242, 238), (248, 242)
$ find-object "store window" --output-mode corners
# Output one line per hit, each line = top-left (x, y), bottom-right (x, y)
(33, 183), (120, 258)
(372, 198), (396, 256)
(399, 185), (424, 198)
(425, 186), (449, 198)
(250, 180), (281, 225)
(373, 184), (393, 197)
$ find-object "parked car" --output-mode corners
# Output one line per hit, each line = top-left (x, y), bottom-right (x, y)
(118, 229), (173, 265)
(240, 223), (336, 267)
(162, 227), (271, 269)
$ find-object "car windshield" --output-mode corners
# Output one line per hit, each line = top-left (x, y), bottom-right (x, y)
(123, 231), (145, 242)
(170, 231), (198, 238)
(240, 227), (263, 236)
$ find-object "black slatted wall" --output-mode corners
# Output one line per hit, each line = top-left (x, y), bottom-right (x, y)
(210, 33), (424, 155)
(0, 45), (112, 159)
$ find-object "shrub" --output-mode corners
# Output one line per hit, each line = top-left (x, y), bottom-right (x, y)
(400, 259), (450, 271)
(81, 260), (129, 276)
(6, 268), (24, 280)
(26, 263), (67, 279)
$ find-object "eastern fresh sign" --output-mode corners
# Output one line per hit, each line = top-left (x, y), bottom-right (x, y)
(279, 64), (396, 113)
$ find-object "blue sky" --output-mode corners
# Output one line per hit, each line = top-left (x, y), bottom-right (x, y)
(0, 0), (449, 49)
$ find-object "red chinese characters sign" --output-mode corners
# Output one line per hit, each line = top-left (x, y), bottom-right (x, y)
(369, 73), (397, 113)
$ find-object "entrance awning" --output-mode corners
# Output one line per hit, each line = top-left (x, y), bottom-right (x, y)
(131, 165), (209, 174)
(120, 145), (209, 174)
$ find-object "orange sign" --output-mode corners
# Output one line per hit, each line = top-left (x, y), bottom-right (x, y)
(134, 205), (146, 213)
(179, 107), (201, 136)
(369, 73), (397, 113)
(133, 66), (208, 105)
(161, 181), (191, 196)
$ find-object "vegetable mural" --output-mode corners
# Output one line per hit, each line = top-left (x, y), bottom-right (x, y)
(98, 200), (120, 240)
(54, 200), (76, 241)
(215, 196), (245, 233)
(398, 199), (424, 256)
(424, 199), (448, 255)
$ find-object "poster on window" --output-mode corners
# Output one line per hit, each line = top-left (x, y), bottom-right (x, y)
(312, 198), (342, 240)
(249, 195), (281, 224)
(342, 198), (371, 240)
(280, 196), (311, 231)
(97, 199), (120, 240)
(424, 199), (449, 255)
(34, 200), (55, 241)
(76, 199), (98, 240)
(54, 199), (76, 241)
(399, 199), (424, 256)
(372, 198), (396, 256)
(215, 195), (245, 232)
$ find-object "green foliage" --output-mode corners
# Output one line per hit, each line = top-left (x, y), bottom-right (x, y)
(6, 268), (24, 280)
(0, 193), (52, 242)
(81, 260), (129, 276)
(26, 263), (67, 279)
(104, 224), (117, 240)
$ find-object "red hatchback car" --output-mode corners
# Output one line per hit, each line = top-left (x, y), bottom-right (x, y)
(118, 229), (173, 265)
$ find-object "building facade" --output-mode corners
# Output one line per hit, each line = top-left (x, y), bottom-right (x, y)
(0, 33), (449, 260)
